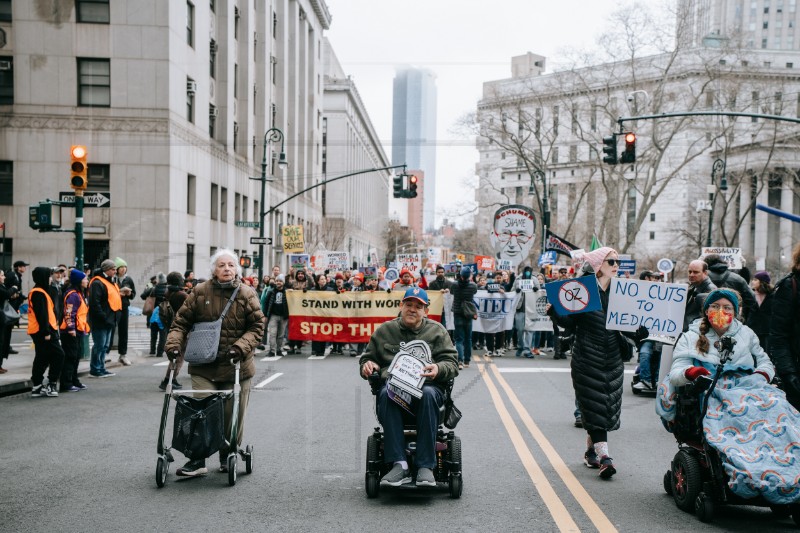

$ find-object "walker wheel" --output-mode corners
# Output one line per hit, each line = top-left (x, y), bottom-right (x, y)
(156, 456), (168, 488)
(245, 445), (253, 474)
(227, 455), (237, 486)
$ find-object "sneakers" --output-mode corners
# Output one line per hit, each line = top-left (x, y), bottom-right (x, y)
(119, 355), (132, 366)
(599, 456), (616, 479)
(101, 371), (115, 378)
(632, 380), (654, 391)
(73, 383), (87, 390)
(416, 467), (436, 487)
(176, 459), (208, 477)
(219, 463), (228, 473)
(458, 362), (464, 370)
(257, 344), (266, 351)
(532, 348), (541, 356)
(380, 463), (411, 487)
(267, 351), (276, 358)
(31, 384), (44, 397)
(44, 384), (59, 397)
(464, 362), (470, 368)
(584, 447), (600, 469)
(574, 416), (583, 428)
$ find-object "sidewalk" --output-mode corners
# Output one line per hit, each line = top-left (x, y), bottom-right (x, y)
(0, 315), (151, 396)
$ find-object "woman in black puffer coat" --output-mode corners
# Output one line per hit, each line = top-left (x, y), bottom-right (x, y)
(549, 247), (646, 480)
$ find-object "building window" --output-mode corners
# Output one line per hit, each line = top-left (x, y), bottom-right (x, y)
(210, 0), (215, 13)
(234, 193), (241, 221)
(0, 57), (12, 105)
(187, 174), (196, 215)
(76, 0), (110, 23)
(220, 187), (227, 223)
(626, 188), (637, 236)
(210, 40), (217, 78)
(571, 104), (578, 134)
(186, 1), (195, 47)
(254, 199), (259, 221)
(234, 64), (238, 98)
(271, 56), (277, 85)
(87, 164), (110, 191)
(273, 11), (277, 37)
(186, 243), (194, 272)
(0, 161), (12, 205)
(650, 212), (655, 222)
(0, 0), (11, 22)
(590, 105), (597, 132)
(551, 147), (558, 165)
(211, 183), (218, 220)
(233, 122), (239, 150)
(77, 58), (110, 107)
(649, 231), (655, 240)
(209, 105), (216, 137)
(552, 105), (559, 136)
(187, 78), (195, 123)
(569, 145), (577, 163)
(234, 6), (240, 40)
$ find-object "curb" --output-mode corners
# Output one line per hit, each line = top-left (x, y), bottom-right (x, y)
(0, 360), (124, 397)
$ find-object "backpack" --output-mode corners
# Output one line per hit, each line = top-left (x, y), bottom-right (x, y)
(158, 299), (174, 330)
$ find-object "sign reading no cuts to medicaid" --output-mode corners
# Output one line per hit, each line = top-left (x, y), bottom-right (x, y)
(606, 278), (688, 336)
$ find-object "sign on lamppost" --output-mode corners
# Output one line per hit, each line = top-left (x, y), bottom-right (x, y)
(235, 221), (260, 228)
(59, 191), (111, 208)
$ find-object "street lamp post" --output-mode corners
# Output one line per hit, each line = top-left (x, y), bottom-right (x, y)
(706, 158), (728, 248)
(255, 127), (288, 284)
(528, 169), (549, 252)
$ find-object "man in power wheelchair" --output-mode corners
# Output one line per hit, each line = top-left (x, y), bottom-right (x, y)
(656, 288), (800, 523)
(359, 287), (462, 498)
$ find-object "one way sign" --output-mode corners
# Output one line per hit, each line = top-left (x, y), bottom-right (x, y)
(59, 191), (112, 208)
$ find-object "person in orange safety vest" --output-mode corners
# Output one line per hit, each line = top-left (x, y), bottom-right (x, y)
(59, 268), (90, 392)
(87, 259), (122, 378)
(28, 266), (66, 397)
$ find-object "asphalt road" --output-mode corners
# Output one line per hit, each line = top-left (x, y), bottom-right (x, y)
(1, 349), (796, 532)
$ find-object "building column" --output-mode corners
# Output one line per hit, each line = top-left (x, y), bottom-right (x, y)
(753, 175), (769, 259)
(780, 178), (794, 262)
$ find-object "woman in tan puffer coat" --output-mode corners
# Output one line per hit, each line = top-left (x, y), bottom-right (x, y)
(165, 248), (265, 477)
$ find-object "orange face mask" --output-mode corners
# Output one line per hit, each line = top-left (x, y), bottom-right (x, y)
(707, 308), (733, 329)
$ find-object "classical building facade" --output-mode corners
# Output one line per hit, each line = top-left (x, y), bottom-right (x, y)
(0, 0), (386, 288)
(475, 48), (800, 273)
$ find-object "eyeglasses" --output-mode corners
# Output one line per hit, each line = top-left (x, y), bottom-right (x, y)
(496, 232), (531, 244)
(604, 259), (619, 266)
(708, 303), (735, 313)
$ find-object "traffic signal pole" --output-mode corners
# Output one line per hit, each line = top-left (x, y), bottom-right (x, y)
(75, 191), (84, 269)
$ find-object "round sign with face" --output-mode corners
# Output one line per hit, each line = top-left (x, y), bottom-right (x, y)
(558, 280), (591, 312)
(489, 204), (537, 269)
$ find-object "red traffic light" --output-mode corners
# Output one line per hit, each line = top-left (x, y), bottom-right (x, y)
(71, 145), (87, 159)
(70, 145), (88, 191)
(624, 132), (636, 144)
(409, 175), (418, 185)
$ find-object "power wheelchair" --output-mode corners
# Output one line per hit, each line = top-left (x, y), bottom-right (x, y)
(364, 373), (462, 498)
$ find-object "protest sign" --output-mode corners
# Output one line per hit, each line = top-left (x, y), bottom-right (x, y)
(497, 259), (512, 271)
(538, 251), (557, 266)
(443, 263), (460, 275)
(383, 268), (399, 282)
(287, 290), (443, 342)
(359, 266), (377, 279)
(443, 293), (454, 330)
(282, 225), (304, 253)
(544, 276), (602, 316)
(606, 278), (687, 336)
(701, 247), (742, 269)
(326, 251), (350, 272)
(490, 204), (537, 269)
(517, 279), (535, 292)
(471, 291), (516, 333)
(426, 247), (442, 265)
(570, 248), (586, 270)
(397, 253), (422, 273)
(618, 260), (636, 275)
(289, 254), (310, 270)
(524, 291), (552, 331)
(545, 229), (579, 257)
(475, 255), (495, 271)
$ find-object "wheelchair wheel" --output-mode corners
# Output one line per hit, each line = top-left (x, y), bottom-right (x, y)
(245, 444), (253, 475)
(792, 504), (800, 526)
(365, 435), (381, 498)
(662, 471), (672, 495)
(449, 474), (463, 499)
(770, 505), (792, 519)
(449, 435), (462, 473)
(156, 456), (168, 488)
(671, 450), (702, 512)
(695, 493), (714, 523)
(365, 472), (380, 498)
(227, 455), (237, 486)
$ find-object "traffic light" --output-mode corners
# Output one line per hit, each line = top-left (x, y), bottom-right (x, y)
(393, 174), (403, 198)
(70, 145), (88, 191)
(29, 201), (62, 231)
(408, 175), (418, 198)
(239, 256), (252, 268)
(601, 134), (618, 165)
(620, 132), (636, 164)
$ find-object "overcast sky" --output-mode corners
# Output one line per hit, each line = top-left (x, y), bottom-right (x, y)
(325, 0), (655, 228)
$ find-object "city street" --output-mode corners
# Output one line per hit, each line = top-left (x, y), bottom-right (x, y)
(2, 336), (795, 532)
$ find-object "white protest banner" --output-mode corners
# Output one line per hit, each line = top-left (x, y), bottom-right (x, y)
(443, 293), (455, 331)
(397, 253), (422, 273)
(606, 278), (688, 336)
(701, 247), (743, 269)
(472, 291), (516, 334)
(524, 291), (552, 331)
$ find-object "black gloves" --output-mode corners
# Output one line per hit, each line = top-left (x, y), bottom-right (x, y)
(516, 288), (521, 293)
(634, 325), (649, 343)
(228, 345), (244, 363)
(167, 349), (180, 361)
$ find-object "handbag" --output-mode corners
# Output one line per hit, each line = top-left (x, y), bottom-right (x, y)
(183, 286), (240, 365)
(2, 301), (19, 324)
(142, 295), (156, 317)
(462, 300), (477, 319)
(443, 397), (462, 429)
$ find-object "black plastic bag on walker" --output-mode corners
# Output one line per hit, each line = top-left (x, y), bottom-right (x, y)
(172, 395), (226, 460)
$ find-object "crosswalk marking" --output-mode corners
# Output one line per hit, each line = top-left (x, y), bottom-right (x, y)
(499, 367), (635, 374)
(255, 373), (283, 388)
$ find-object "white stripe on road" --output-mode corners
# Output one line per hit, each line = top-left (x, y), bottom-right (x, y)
(261, 355), (283, 361)
(255, 373), (283, 388)
(499, 367), (635, 374)
(307, 354), (327, 360)
(153, 361), (169, 366)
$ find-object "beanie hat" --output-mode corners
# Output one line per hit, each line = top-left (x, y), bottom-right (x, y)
(581, 247), (615, 274)
(156, 272), (167, 284)
(276, 274), (285, 283)
(69, 268), (86, 286)
(703, 288), (740, 317)
(754, 270), (771, 284)
(114, 257), (128, 268)
(100, 259), (117, 272)
(459, 267), (472, 280)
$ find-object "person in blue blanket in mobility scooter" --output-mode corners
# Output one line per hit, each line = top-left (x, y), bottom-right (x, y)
(657, 288), (800, 523)
(359, 287), (460, 496)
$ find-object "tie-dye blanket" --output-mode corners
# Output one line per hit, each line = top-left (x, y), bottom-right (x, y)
(657, 372), (800, 505)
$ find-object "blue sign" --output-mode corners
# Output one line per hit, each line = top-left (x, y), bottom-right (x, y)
(618, 260), (636, 275)
(538, 251), (557, 266)
(463, 263), (478, 276)
(544, 276), (602, 316)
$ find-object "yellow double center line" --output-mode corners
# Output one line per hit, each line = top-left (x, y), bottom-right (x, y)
(476, 355), (617, 533)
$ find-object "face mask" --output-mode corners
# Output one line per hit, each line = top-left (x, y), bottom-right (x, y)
(707, 308), (733, 329)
